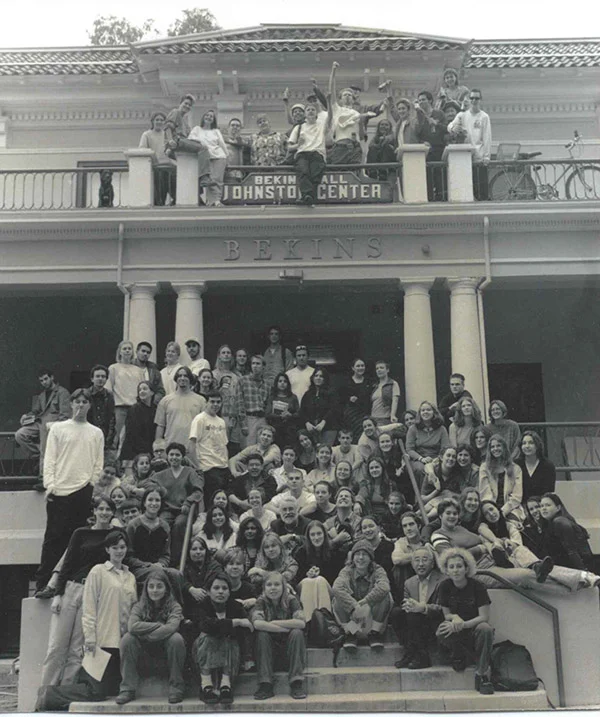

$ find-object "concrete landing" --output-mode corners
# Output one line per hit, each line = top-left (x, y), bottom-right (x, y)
(70, 689), (549, 713)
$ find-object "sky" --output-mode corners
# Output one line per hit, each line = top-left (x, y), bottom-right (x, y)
(0, 0), (597, 47)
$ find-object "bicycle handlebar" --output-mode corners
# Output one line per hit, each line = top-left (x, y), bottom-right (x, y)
(565, 130), (582, 150)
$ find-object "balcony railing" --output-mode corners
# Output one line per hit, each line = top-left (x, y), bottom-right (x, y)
(1, 145), (600, 211)
(0, 167), (128, 210)
(519, 422), (600, 480)
(486, 160), (600, 202)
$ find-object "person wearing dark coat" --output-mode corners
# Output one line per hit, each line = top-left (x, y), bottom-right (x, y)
(120, 382), (157, 461)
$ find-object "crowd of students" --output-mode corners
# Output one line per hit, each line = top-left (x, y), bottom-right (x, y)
(31, 331), (598, 708)
(140, 63), (491, 207)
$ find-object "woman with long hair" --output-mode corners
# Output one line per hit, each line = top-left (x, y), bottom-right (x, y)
(299, 367), (338, 447)
(456, 443), (480, 492)
(366, 119), (398, 180)
(233, 348), (250, 377)
(479, 434), (525, 522)
(119, 381), (156, 462)
(106, 340), (144, 451)
(379, 491), (410, 540)
(182, 536), (223, 618)
(339, 358), (372, 442)
(331, 460), (360, 497)
(266, 372), (300, 448)
(189, 109), (228, 206)
(458, 487), (485, 535)
(296, 429), (317, 473)
(520, 496), (547, 557)
(234, 516), (265, 572)
(449, 396), (483, 448)
(196, 368), (216, 400)
(374, 432), (411, 501)
(248, 532), (299, 591)
(406, 401), (450, 487)
(357, 456), (396, 520)
(485, 400), (521, 459)
(212, 344), (238, 386)
(198, 505), (238, 556)
(540, 492), (594, 570)
(517, 431), (556, 502)
(421, 446), (463, 518)
(359, 514), (395, 577)
(122, 452), (154, 500)
(116, 568), (186, 705)
(306, 443), (336, 490)
(470, 425), (492, 466)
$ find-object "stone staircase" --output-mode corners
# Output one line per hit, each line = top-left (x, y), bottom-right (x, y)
(70, 632), (549, 713)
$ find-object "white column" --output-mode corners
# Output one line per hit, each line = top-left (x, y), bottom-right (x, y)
(128, 283), (158, 362)
(443, 144), (475, 202)
(123, 148), (155, 207)
(402, 280), (437, 409)
(174, 152), (199, 206)
(449, 278), (485, 410)
(174, 283), (207, 361)
(399, 144), (429, 204)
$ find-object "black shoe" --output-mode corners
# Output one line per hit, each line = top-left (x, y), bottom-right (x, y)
(254, 682), (274, 701)
(394, 653), (413, 669)
(219, 685), (234, 704)
(115, 691), (135, 705)
(534, 556), (554, 583)
(408, 654), (431, 670)
(476, 674), (495, 694)
(290, 680), (307, 699)
(168, 691), (183, 704)
(32, 480), (46, 493)
(201, 685), (219, 705)
(34, 586), (56, 600)
(343, 634), (357, 652)
(368, 631), (384, 650)
(451, 655), (467, 672)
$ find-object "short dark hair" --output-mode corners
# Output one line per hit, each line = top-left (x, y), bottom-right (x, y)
(166, 442), (186, 456)
(92, 494), (116, 512)
(206, 390), (223, 402)
(470, 89), (483, 98)
(229, 117), (242, 125)
(207, 572), (232, 591)
(180, 93), (195, 104)
(90, 364), (108, 379)
(118, 498), (141, 512)
(70, 388), (90, 402)
(136, 341), (153, 352)
(418, 90), (434, 103)
(104, 529), (128, 548)
(246, 453), (264, 464)
(38, 368), (54, 378)
(450, 373), (466, 382)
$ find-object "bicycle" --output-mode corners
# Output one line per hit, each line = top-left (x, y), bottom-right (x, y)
(489, 131), (600, 201)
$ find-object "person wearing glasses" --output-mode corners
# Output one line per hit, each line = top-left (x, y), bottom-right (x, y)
(447, 90), (492, 200)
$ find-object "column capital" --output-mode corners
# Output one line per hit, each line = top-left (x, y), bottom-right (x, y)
(172, 282), (207, 297)
(447, 277), (483, 294)
(129, 282), (159, 298)
(442, 144), (475, 161)
(399, 278), (436, 294)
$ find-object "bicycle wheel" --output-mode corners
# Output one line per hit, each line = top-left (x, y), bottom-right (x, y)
(565, 165), (600, 199)
(489, 169), (537, 201)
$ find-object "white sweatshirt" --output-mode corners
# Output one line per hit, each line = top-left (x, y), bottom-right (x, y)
(43, 420), (104, 495)
(448, 109), (492, 162)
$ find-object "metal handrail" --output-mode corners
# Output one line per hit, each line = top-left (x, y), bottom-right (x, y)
(398, 438), (429, 525)
(178, 501), (198, 573)
(477, 569), (565, 707)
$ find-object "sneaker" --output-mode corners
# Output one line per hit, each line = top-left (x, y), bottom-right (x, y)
(115, 691), (135, 705)
(200, 685), (219, 704)
(290, 680), (307, 700)
(368, 631), (385, 650)
(343, 635), (357, 652)
(533, 556), (554, 583)
(34, 586), (56, 600)
(168, 691), (183, 704)
(219, 685), (234, 704)
(253, 682), (274, 701)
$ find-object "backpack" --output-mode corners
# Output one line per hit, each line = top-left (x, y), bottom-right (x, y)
(309, 608), (345, 667)
(491, 640), (539, 691)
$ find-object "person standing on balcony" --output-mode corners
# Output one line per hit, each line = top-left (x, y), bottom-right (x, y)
(133, 341), (165, 406)
(263, 325), (294, 388)
(435, 68), (470, 111)
(417, 90), (448, 201)
(366, 119), (397, 180)
(163, 94), (214, 191)
(224, 118), (250, 183)
(287, 99), (331, 206)
(34, 389), (104, 598)
(139, 111), (176, 206)
(447, 90), (491, 200)
(250, 114), (287, 167)
(15, 369), (71, 482)
(189, 109), (229, 207)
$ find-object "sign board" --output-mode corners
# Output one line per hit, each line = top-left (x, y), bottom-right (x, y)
(222, 171), (394, 205)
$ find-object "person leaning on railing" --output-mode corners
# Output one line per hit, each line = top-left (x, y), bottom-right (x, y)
(138, 111), (176, 206)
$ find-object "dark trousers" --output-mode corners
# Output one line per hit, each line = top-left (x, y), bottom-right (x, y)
(405, 611), (442, 659)
(154, 166), (176, 206)
(119, 633), (186, 695)
(437, 621), (494, 675)
(473, 163), (489, 201)
(159, 509), (189, 567)
(35, 483), (93, 590)
(255, 629), (306, 685)
(295, 151), (326, 202)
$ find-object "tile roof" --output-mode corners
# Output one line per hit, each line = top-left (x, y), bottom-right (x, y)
(0, 48), (138, 76)
(467, 40), (600, 68)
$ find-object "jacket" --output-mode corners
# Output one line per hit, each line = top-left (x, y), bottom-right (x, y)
(403, 569), (444, 616)
(133, 359), (165, 406)
(332, 562), (390, 612)
(299, 387), (338, 429)
(478, 462), (525, 520)
(31, 383), (71, 423)
(194, 595), (247, 637)
(88, 387), (116, 444)
(119, 399), (156, 460)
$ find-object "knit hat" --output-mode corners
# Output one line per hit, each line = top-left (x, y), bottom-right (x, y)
(350, 539), (375, 561)
(290, 103), (305, 113)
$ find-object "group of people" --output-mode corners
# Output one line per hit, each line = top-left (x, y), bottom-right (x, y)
(27, 329), (597, 708)
(138, 63), (491, 207)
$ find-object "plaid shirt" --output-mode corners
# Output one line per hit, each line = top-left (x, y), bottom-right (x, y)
(237, 374), (269, 429)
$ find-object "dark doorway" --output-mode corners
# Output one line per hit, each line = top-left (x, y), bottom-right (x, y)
(487, 363), (546, 422)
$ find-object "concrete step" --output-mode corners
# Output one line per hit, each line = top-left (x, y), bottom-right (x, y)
(70, 688), (549, 713)
(134, 664), (478, 698)
(309, 644), (403, 667)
